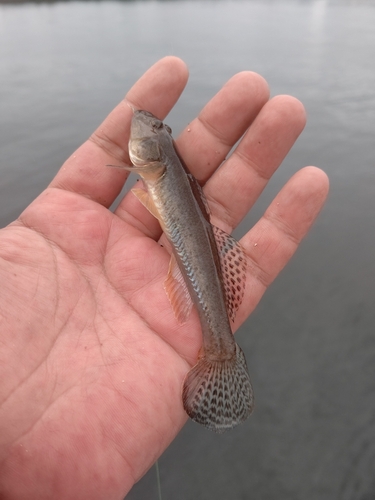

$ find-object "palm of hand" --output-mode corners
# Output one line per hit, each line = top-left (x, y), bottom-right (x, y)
(0, 57), (328, 500)
(1, 185), (192, 498)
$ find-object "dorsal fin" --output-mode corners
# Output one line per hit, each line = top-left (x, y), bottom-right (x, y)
(213, 226), (247, 323)
(186, 172), (211, 220)
(173, 141), (211, 222)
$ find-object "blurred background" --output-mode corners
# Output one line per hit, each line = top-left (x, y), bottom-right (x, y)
(1, 0), (375, 498)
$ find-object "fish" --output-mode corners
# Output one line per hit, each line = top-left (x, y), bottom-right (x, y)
(126, 109), (254, 433)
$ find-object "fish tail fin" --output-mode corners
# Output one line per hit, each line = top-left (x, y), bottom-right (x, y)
(182, 343), (254, 433)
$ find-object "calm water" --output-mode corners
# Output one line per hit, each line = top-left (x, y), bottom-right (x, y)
(1, 1), (375, 498)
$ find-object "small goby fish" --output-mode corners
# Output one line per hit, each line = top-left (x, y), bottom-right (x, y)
(126, 110), (254, 433)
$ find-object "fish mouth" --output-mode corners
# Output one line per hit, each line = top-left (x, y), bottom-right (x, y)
(128, 145), (160, 168)
(128, 150), (145, 167)
(128, 131), (163, 164)
(128, 144), (166, 183)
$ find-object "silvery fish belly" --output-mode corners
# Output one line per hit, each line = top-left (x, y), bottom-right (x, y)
(127, 109), (254, 433)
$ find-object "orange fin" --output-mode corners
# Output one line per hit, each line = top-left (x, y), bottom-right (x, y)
(213, 226), (247, 323)
(164, 254), (193, 324)
(182, 343), (254, 433)
(131, 187), (161, 221)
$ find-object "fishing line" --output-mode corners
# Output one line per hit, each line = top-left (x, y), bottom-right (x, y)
(155, 460), (162, 500)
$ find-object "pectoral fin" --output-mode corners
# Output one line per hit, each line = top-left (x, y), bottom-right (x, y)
(131, 187), (161, 221)
(213, 226), (247, 323)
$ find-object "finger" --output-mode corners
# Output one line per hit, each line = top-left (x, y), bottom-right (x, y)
(49, 56), (189, 208)
(233, 166), (329, 329)
(115, 71), (270, 239)
(176, 71), (270, 183)
(205, 95), (307, 233)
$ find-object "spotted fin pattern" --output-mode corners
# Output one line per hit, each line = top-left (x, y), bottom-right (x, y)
(182, 343), (254, 433)
(213, 226), (247, 323)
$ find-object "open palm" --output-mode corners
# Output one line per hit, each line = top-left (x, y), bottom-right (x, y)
(0, 57), (328, 500)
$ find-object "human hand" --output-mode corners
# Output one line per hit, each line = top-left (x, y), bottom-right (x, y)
(0, 56), (329, 499)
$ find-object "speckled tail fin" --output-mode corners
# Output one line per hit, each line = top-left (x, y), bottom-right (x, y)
(182, 343), (254, 433)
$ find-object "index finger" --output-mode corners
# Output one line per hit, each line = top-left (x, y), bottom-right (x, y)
(49, 56), (189, 207)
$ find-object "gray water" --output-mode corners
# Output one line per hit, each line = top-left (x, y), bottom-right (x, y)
(1, 0), (375, 498)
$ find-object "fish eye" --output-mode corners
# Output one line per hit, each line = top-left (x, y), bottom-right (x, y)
(152, 119), (164, 130)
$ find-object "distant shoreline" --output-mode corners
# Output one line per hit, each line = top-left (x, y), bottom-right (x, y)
(0, 0), (76, 3)
(0, 0), (139, 4)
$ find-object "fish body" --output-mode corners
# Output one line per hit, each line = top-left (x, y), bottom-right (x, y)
(128, 110), (254, 432)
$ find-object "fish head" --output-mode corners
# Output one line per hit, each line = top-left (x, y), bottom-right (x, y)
(128, 110), (172, 180)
